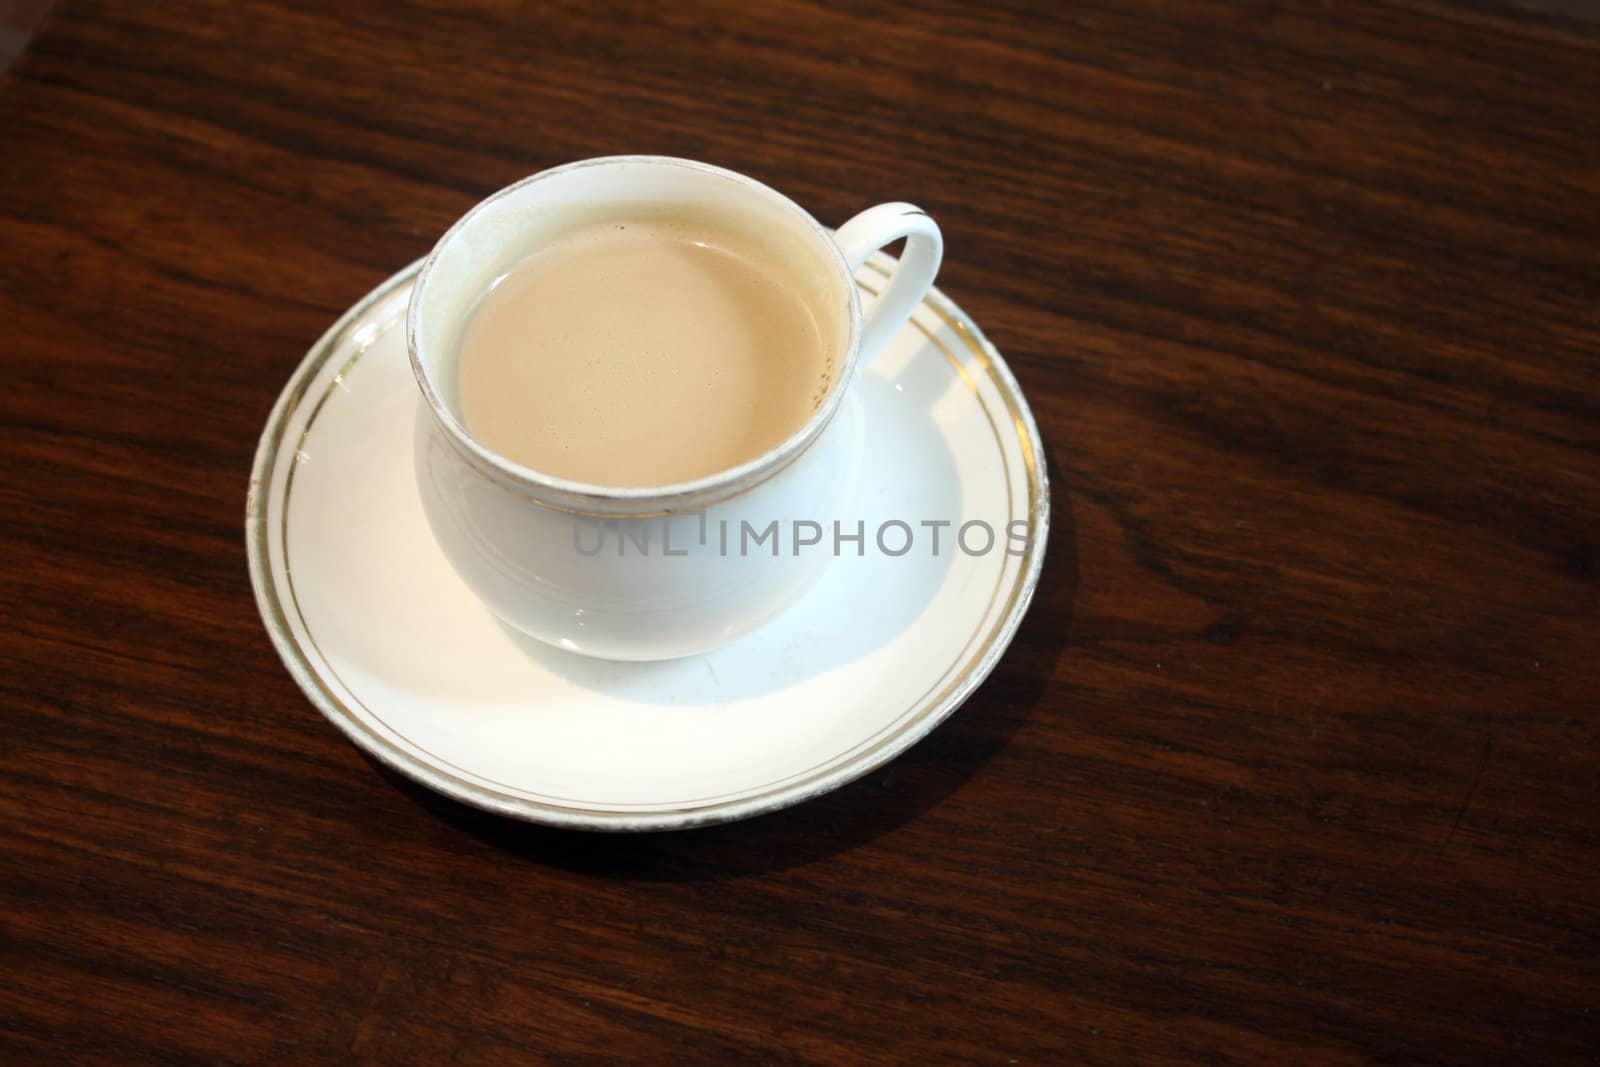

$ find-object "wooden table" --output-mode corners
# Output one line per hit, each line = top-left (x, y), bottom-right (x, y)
(4, 2), (1597, 1062)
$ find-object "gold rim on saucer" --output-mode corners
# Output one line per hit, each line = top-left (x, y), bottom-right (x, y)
(246, 256), (1049, 830)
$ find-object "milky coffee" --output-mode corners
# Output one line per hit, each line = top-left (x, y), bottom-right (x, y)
(456, 213), (836, 487)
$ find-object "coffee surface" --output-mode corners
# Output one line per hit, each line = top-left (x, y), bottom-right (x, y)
(456, 217), (833, 487)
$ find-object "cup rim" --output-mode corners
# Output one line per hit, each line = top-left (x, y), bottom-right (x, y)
(406, 155), (864, 515)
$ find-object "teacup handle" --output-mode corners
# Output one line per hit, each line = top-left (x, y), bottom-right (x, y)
(834, 203), (944, 368)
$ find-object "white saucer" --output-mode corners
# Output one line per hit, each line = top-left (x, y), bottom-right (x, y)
(247, 256), (1049, 831)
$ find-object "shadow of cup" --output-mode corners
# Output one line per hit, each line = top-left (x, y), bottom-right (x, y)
(377, 446), (1075, 878)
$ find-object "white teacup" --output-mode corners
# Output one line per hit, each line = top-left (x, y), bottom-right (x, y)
(409, 156), (942, 660)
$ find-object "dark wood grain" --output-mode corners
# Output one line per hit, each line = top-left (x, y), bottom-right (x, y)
(3, 1), (1597, 1062)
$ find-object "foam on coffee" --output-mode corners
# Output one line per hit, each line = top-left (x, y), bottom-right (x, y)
(455, 212), (837, 488)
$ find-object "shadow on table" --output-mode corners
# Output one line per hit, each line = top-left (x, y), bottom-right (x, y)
(376, 446), (1076, 881)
